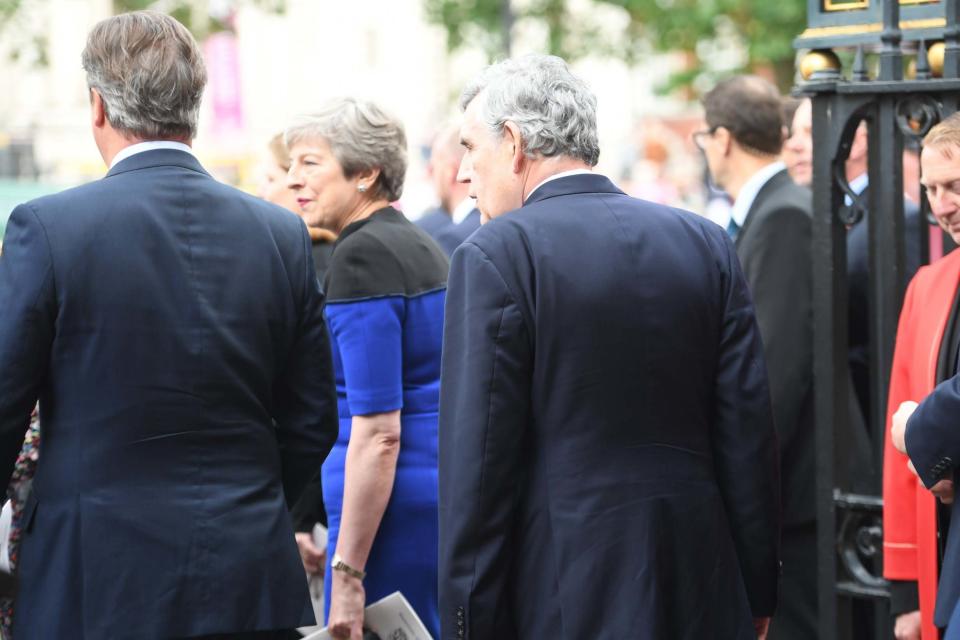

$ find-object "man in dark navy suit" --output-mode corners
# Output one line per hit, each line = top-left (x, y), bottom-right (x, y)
(0, 11), (337, 639)
(438, 54), (781, 640)
(894, 382), (960, 639)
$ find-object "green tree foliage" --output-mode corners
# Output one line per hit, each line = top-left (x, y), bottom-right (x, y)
(114, 0), (286, 38)
(608, 0), (806, 91)
(424, 0), (618, 62)
(424, 0), (807, 92)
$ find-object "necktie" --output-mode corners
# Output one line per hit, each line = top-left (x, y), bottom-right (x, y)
(726, 216), (740, 241)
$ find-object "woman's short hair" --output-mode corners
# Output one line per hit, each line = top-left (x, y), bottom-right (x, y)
(459, 54), (600, 167)
(81, 11), (206, 140)
(285, 98), (408, 202)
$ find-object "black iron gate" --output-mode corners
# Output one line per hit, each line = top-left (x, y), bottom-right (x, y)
(796, 0), (960, 637)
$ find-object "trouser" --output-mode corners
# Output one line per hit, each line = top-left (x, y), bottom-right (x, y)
(768, 523), (818, 640)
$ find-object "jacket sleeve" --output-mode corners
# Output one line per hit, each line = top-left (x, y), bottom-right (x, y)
(905, 363), (960, 490)
(438, 240), (532, 640)
(0, 204), (56, 489)
(272, 222), (338, 508)
(739, 205), (813, 470)
(883, 275), (922, 579)
(710, 229), (781, 617)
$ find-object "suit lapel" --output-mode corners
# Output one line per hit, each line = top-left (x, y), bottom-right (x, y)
(735, 169), (790, 248)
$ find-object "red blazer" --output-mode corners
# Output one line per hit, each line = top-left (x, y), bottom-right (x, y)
(883, 249), (960, 639)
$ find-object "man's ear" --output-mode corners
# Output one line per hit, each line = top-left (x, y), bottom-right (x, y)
(502, 121), (525, 174)
(90, 89), (107, 129)
(715, 126), (733, 157)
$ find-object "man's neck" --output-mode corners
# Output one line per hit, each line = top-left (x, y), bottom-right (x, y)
(99, 132), (191, 167)
(846, 161), (867, 183)
(722, 154), (780, 201)
(521, 156), (592, 202)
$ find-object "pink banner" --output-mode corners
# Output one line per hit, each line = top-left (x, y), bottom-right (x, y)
(204, 32), (244, 136)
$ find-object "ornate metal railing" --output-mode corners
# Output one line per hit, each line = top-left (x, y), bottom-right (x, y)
(797, 0), (960, 636)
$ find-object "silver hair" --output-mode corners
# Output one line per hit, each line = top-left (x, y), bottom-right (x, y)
(459, 54), (600, 166)
(82, 11), (206, 140)
(285, 98), (408, 202)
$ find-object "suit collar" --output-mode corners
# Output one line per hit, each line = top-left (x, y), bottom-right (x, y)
(735, 167), (793, 246)
(523, 173), (624, 206)
(730, 161), (785, 228)
(105, 148), (210, 179)
(745, 166), (791, 217)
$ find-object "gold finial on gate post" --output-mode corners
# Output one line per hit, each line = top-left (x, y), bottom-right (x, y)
(800, 49), (842, 81)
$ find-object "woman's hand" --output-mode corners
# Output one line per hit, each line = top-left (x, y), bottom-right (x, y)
(327, 571), (365, 640)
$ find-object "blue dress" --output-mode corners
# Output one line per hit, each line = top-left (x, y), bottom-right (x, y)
(321, 207), (447, 639)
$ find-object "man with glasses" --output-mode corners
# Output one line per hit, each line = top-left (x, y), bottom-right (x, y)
(699, 75), (816, 640)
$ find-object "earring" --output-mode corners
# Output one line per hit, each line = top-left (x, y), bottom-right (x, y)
(357, 184), (367, 193)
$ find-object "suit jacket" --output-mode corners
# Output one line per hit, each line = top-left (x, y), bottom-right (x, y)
(0, 149), (338, 639)
(735, 168), (816, 528)
(883, 249), (960, 638)
(438, 174), (781, 640)
(415, 206), (453, 241)
(434, 209), (481, 257)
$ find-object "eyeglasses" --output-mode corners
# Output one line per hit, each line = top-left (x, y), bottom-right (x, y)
(692, 126), (720, 151)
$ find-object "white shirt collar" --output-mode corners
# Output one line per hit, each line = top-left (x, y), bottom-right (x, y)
(110, 141), (194, 169)
(525, 169), (595, 203)
(849, 172), (868, 196)
(730, 161), (785, 228)
(843, 173), (869, 206)
(451, 196), (476, 225)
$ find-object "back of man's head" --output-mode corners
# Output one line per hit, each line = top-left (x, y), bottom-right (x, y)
(82, 11), (207, 141)
(924, 112), (960, 157)
(702, 75), (784, 157)
(459, 54), (600, 167)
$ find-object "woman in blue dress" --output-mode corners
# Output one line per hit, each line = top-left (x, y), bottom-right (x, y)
(286, 98), (447, 640)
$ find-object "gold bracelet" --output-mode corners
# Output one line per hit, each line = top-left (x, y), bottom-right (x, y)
(331, 553), (366, 580)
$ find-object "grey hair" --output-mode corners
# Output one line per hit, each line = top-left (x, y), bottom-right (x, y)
(285, 98), (408, 202)
(82, 11), (206, 140)
(459, 54), (600, 166)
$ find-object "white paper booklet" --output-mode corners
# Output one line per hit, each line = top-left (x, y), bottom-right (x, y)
(302, 591), (433, 640)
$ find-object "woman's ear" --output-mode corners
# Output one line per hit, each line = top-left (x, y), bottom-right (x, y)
(356, 167), (382, 194)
